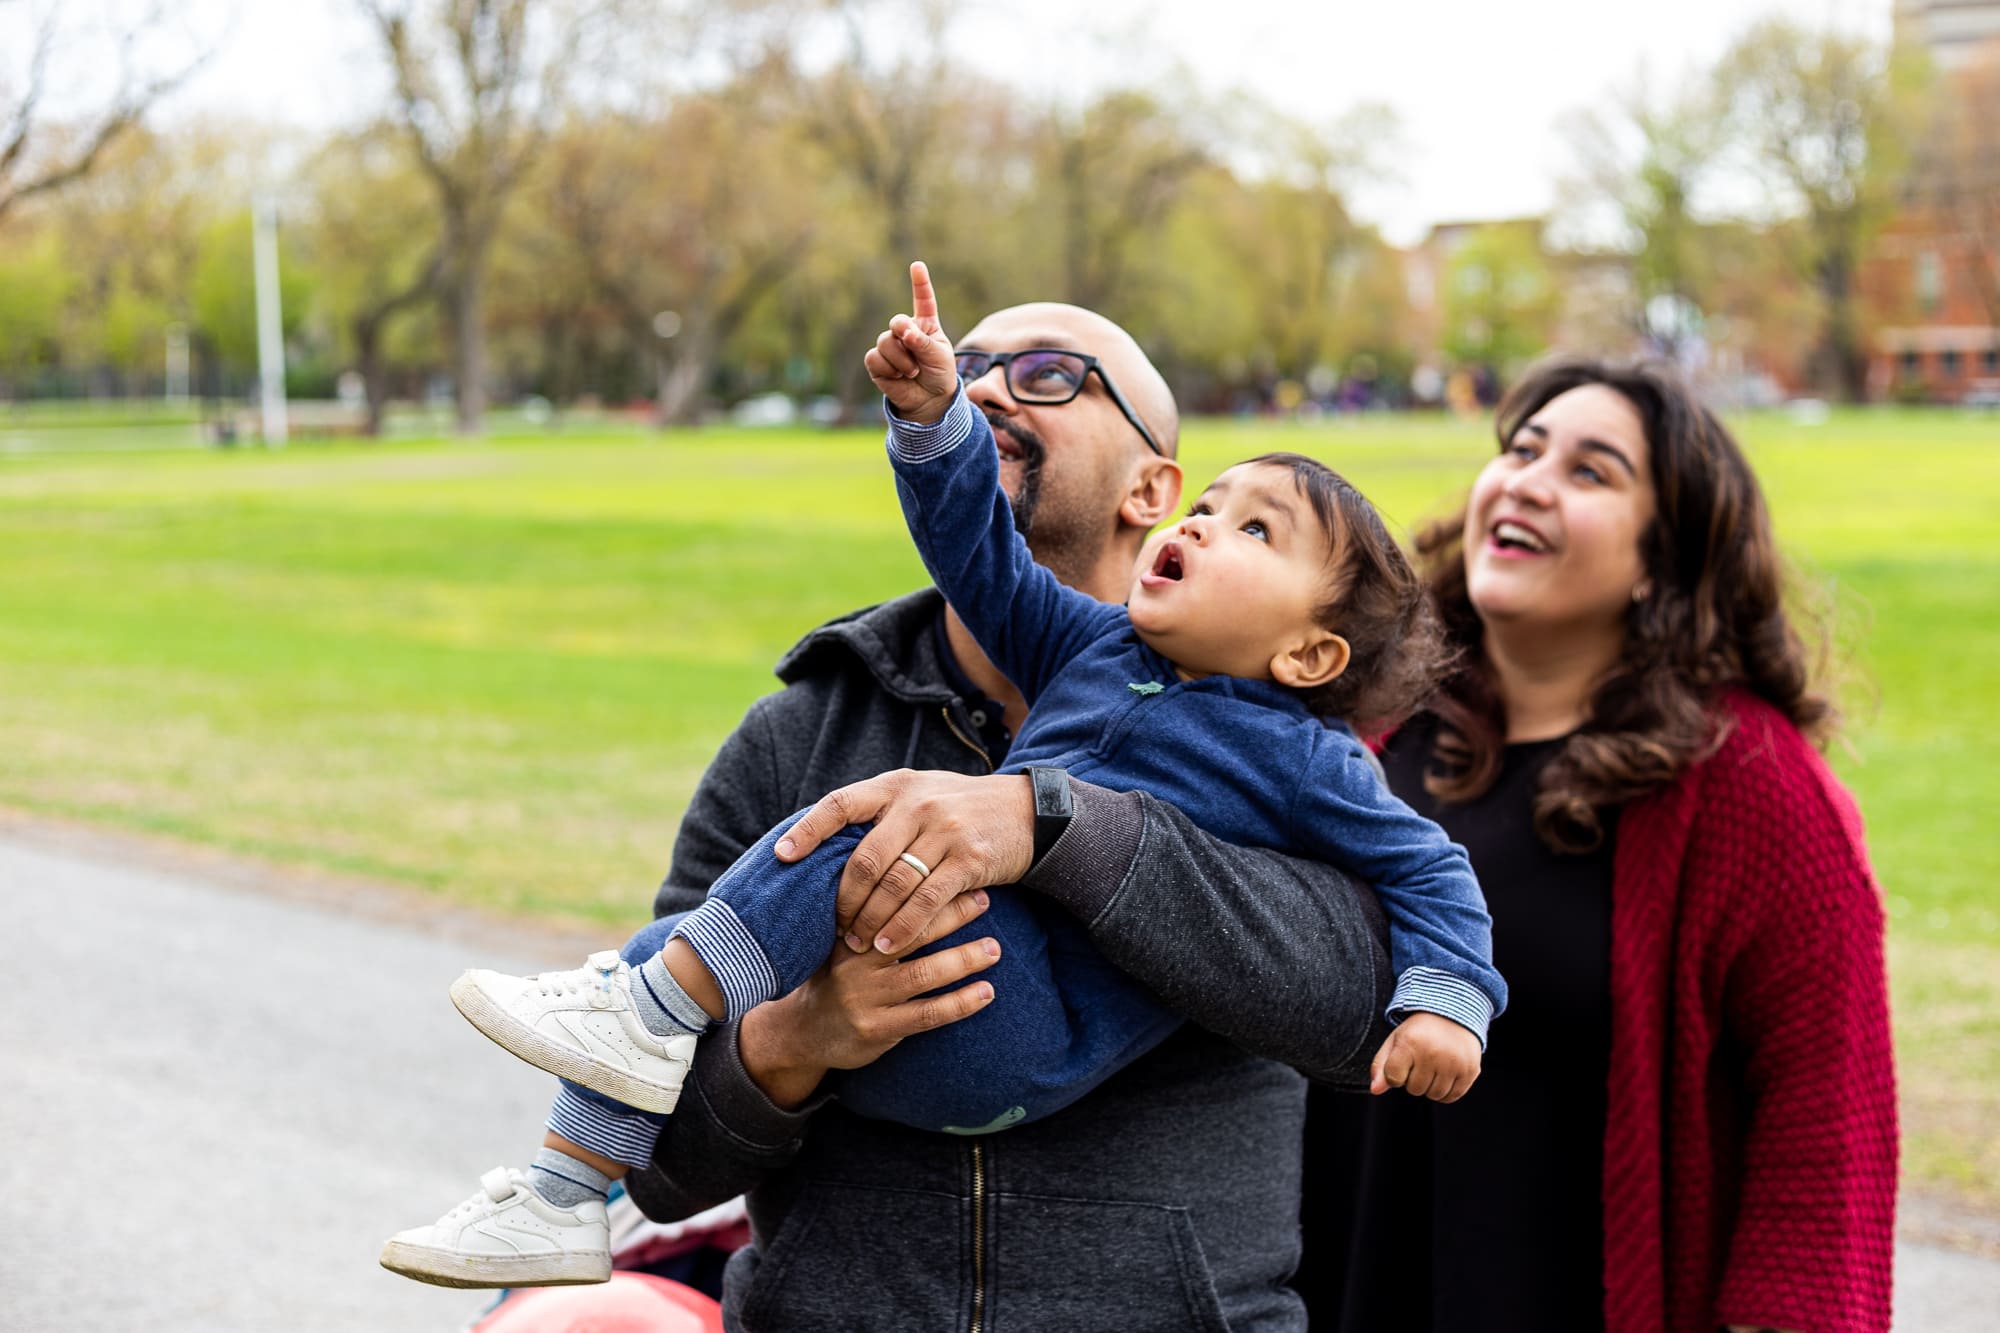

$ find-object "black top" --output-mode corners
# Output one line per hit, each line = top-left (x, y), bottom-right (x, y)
(1297, 716), (1617, 1332)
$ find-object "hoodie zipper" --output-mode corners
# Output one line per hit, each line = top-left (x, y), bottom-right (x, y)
(970, 1139), (989, 1333)
(943, 701), (992, 1332)
(941, 705), (995, 773)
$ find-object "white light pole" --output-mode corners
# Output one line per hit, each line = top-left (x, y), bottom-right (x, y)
(252, 194), (289, 447)
(164, 322), (190, 406)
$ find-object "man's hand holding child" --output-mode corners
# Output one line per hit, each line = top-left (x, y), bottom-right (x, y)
(1370, 1011), (1482, 1103)
(864, 260), (959, 425)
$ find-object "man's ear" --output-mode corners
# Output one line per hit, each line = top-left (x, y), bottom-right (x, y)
(1121, 457), (1183, 530)
(1270, 629), (1349, 690)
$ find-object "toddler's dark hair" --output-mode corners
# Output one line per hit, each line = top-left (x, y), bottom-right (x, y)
(1245, 452), (1454, 733)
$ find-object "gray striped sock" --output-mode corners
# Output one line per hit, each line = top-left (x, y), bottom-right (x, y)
(527, 1146), (611, 1209)
(631, 954), (712, 1037)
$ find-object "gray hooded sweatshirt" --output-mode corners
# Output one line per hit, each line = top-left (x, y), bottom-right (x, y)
(626, 589), (1392, 1331)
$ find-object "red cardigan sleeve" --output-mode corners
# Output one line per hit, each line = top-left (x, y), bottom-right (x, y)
(1708, 710), (1898, 1333)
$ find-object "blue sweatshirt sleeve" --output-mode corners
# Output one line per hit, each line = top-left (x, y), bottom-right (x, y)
(1298, 732), (1507, 1046)
(885, 387), (1128, 703)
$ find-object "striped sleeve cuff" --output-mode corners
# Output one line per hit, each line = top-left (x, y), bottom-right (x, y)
(884, 384), (975, 463)
(671, 901), (779, 1022)
(1387, 967), (1496, 1049)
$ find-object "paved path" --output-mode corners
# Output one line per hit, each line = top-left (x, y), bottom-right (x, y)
(1, 835), (1994, 1331)
(0, 836), (593, 1332)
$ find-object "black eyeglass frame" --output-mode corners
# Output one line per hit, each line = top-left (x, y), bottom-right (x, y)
(955, 347), (1165, 457)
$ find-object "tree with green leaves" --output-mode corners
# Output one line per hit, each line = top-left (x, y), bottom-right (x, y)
(0, 222), (69, 396)
(522, 70), (821, 424)
(1713, 19), (1920, 400)
(1441, 222), (1561, 378)
(190, 211), (313, 387)
(781, 3), (968, 415)
(19, 121), (259, 397)
(298, 128), (443, 434)
(1223, 103), (1395, 386)
(1039, 89), (1208, 315)
(1561, 74), (1727, 356)
(358, 0), (604, 434)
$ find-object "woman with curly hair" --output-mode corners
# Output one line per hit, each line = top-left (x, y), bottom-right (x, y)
(1298, 359), (1898, 1333)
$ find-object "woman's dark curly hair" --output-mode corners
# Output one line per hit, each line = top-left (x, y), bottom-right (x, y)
(1416, 358), (1836, 854)
(1246, 452), (1455, 734)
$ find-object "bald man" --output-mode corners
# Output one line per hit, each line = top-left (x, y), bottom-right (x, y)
(937, 300), (1184, 740)
(623, 296), (1393, 1331)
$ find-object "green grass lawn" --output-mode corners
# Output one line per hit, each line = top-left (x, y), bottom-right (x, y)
(1, 406), (1995, 1205)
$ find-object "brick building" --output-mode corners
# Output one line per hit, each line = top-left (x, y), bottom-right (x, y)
(1864, 13), (2000, 402)
(1895, 0), (2000, 70)
(1863, 211), (2000, 402)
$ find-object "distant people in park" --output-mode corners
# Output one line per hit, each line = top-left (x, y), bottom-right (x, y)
(383, 266), (1412, 1328)
(1296, 358), (1899, 1332)
(1445, 365), (1481, 418)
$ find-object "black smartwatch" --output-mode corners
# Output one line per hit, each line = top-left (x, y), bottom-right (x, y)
(1025, 765), (1074, 869)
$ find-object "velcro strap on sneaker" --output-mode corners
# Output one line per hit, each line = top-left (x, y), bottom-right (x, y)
(480, 1168), (513, 1202)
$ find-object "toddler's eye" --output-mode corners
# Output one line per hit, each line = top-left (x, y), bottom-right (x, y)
(1189, 502), (1213, 517)
(1242, 520), (1268, 542)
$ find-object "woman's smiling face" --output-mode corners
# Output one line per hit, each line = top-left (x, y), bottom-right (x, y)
(1464, 383), (1657, 640)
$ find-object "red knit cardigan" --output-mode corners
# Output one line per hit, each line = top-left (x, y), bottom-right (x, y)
(1602, 692), (1898, 1332)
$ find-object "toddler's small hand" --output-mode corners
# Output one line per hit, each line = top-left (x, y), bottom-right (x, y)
(863, 260), (958, 425)
(1369, 1011), (1482, 1103)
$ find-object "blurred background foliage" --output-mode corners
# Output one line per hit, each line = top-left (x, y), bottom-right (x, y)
(0, 0), (1994, 430)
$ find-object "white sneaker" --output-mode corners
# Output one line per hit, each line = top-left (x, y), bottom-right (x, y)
(380, 1167), (611, 1288)
(451, 950), (696, 1114)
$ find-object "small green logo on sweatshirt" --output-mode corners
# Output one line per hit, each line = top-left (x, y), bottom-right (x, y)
(942, 1106), (1028, 1135)
(1127, 681), (1164, 696)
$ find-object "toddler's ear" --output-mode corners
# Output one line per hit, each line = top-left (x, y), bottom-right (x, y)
(1271, 630), (1349, 691)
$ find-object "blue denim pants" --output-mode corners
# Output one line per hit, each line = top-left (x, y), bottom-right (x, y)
(550, 816), (1178, 1156)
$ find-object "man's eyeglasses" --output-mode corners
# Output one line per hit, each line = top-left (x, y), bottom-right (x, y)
(955, 348), (1164, 457)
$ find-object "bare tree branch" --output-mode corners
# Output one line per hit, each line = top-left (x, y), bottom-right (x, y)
(0, 10), (58, 180)
(0, 4), (210, 222)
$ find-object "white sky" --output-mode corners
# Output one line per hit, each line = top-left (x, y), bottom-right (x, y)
(143, 0), (1894, 246)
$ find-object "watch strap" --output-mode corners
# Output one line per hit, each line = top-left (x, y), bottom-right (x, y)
(1025, 765), (1074, 869)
